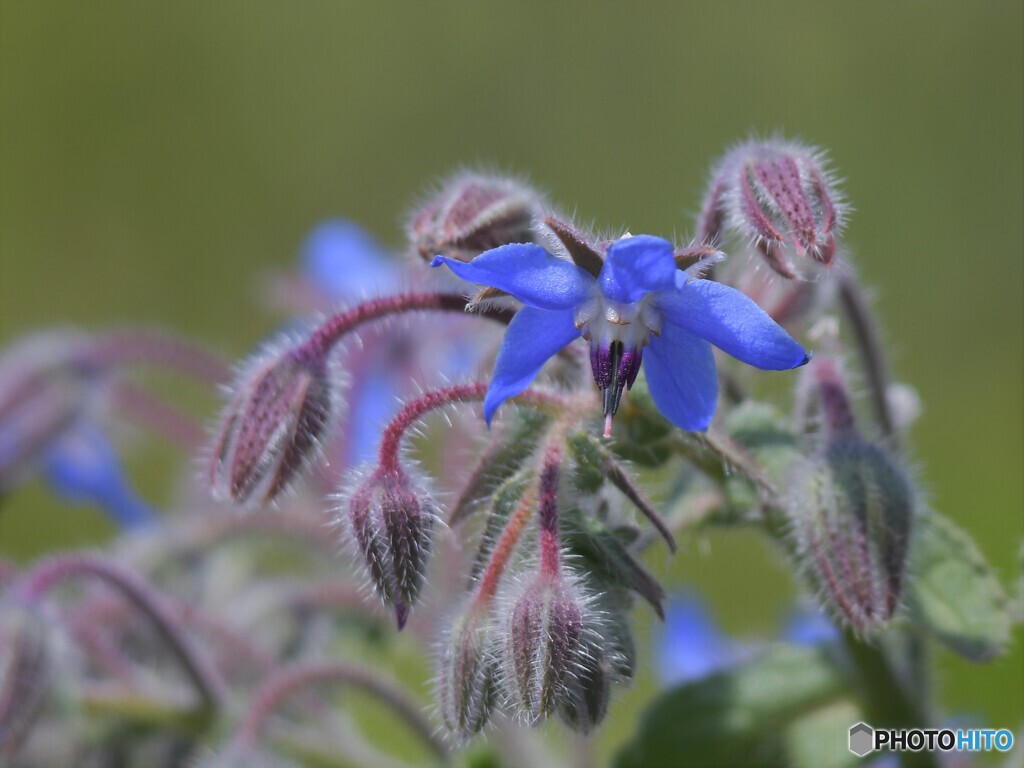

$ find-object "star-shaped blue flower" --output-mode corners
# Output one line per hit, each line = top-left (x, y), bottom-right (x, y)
(432, 234), (809, 433)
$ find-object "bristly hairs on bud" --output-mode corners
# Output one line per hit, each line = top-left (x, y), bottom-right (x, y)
(698, 136), (848, 281)
(493, 444), (620, 730)
(208, 328), (345, 507)
(406, 169), (546, 265)
(786, 357), (916, 636)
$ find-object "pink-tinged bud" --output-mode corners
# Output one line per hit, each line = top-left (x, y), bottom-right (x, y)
(787, 437), (915, 635)
(436, 605), (497, 741)
(0, 598), (54, 761)
(336, 464), (438, 628)
(0, 332), (96, 488)
(209, 339), (340, 506)
(700, 139), (846, 280)
(407, 172), (544, 264)
(497, 567), (612, 728)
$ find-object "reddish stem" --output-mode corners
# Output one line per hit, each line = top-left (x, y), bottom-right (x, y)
(236, 660), (446, 759)
(537, 444), (562, 579)
(302, 291), (511, 359)
(17, 554), (222, 710)
(376, 381), (567, 473)
(472, 493), (535, 607)
(84, 330), (230, 385)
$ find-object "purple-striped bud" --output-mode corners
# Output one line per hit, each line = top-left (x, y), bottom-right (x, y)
(0, 598), (54, 761)
(0, 332), (96, 489)
(787, 438), (915, 634)
(699, 139), (845, 280)
(436, 605), (497, 741)
(407, 172), (544, 264)
(210, 340), (339, 506)
(337, 464), (437, 629)
(497, 568), (609, 726)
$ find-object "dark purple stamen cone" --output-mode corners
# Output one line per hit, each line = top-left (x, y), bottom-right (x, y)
(210, 344), (336, 506)
(590, 341), (643, 423)
(342, 465), (437, 626)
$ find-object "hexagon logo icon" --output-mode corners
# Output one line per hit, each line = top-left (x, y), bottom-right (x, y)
(849, 722), (874, 757)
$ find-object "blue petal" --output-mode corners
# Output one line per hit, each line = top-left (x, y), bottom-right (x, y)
(343, 367), (397, 466)
(599, 235), (678, 304)
(431, 244), (593, 310)
(42, 426), (154, 530)
(659, 594), (736, 685)
(483, 307), (580, 423)
(658, 279), (810, 370)
(781, 605), (838, 646)
(303, 220), (396, 302)
(643, 325), (718, 431)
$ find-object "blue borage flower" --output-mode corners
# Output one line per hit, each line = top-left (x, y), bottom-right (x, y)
(431, 234), (810, 433)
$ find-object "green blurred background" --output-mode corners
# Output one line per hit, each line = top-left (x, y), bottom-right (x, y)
(1, 0), (1021, 749)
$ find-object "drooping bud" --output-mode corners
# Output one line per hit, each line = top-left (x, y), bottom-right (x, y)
(0, 332), (97, 489)
(0, 598), (54, 761)
(209, 337), (340, 506)
(337, 464), (438, 628)
(699, 139), (845, 280)
(787, 437), (915, 634)
(554, 634), (612, 734)
(407, 172), (544, 264)
(499, 571), (585, 723)
(436, 604), (498, 741)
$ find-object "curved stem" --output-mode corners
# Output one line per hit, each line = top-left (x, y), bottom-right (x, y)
(836, 271), (896, 441)
(303, 292), (512, 358)
(17, 554), (222, 711)
(376, 381), (572, 473)
(84, 330), (230, 385)
(236, 660), (447, 761)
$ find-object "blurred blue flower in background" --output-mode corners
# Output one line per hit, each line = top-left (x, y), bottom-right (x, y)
(658, 592), (838, 686)
(40, 424), (153, 529)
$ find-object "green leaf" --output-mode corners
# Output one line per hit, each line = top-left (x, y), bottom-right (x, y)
(468, 468), (534, 582)
(907, 511), (1012, 661)
(448, 409), (548, 526)
(784, 700), (863, 768)
(614, 645), (845, 768)
(562, 507), (665, 618)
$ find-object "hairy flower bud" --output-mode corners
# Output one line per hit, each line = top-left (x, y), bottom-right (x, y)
(337, 464), (437, 628)
(787, 437), (915, 634)
(436, 605), (497, 741)
(497, 568), (611, 727)
(699, 139), (845, 280)
(210, 339), (339, 506)
(407, 172), (543, 264)
(0, 332), (96, 489)
(0, 598), (54, 761)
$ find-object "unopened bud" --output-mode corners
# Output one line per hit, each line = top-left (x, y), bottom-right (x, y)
(337, 464), (437, 628)
(0, 332), (96, 489)
(210, 339), (339, 506)
(498, 568), (610, 726)
(436, 605), (497, 741)
(407, 172), (544, 264)
(0, 598), (54, 760)
(787, 437), (915, 634)
(555, 635), (612, 734)
(700, 139), (845, 280)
